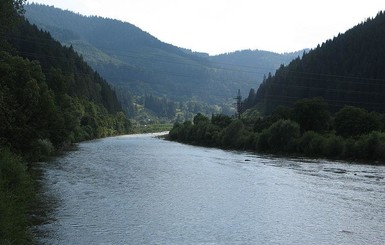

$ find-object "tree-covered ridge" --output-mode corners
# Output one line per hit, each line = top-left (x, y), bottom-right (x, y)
(248, 11), (385, 114)
(6, 20), (122, 114)
(24, 4), (302, 106)
(2, 17), (132, 157)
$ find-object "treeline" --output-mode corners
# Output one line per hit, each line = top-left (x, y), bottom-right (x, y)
(115, 87), (229, 124)
(250, 11), (385, 114)
(0, 1), (131, 243)
(169, 97), (385, 163)
(143, 95), (176, 118)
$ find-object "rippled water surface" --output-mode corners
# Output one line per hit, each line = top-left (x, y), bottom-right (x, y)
(33, 134), (385, 244)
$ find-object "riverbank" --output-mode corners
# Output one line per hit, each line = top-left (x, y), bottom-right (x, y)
(0, 129), (172, 243)
(168, 107), (385, 165)
(0, 148), (34, 244)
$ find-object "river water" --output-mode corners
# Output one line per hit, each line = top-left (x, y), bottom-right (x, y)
(32, 134), (385, 244)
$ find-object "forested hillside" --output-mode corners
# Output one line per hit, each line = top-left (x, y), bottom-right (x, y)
(3, 19), (132, 155)
(24, 4), (302, 118)
(209, 49), (304, 78)
(247, 11), (385, 114)
(1, 1), (131, 242)
(169, 10), (385, 164)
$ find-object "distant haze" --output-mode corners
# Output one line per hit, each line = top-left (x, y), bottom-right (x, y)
(29, 0), (385, 55)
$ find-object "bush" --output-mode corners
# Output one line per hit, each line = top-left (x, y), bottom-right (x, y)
(256, 130), (269, 152)
(324, 135), (345, 158)
(168, 123), (181, 141)
(355, 131), (385, 161)
(222, 120), (245, 148)
(260, 119), (300, 153)
(342, 138), (357, 159)
(292, 97), (330, 133)
(298, 131), (327, 157)
(334, 106), (381, 138)
(0, 148), (33, 244)
(30, 138), (55, 161)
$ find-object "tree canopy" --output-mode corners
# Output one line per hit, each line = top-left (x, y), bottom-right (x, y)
(242, 11), (385, 114)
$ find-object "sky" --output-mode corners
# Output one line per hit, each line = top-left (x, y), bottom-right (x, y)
(28, 0), (385, 55)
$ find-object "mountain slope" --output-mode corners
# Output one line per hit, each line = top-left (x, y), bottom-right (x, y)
(3, 14), (132, 152)
(250, 11), (385, 114)
(24, 4), (302, 107)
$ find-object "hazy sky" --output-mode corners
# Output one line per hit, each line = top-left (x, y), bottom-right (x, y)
(29, 0), (385, 55)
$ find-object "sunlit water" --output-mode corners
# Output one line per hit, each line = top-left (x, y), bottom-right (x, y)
(32, 134), (385, 244)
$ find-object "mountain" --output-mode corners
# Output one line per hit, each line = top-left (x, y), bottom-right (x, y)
(210, 49), (304, 76)
(246, 11), (385, 114)
(2, 11), (132, 155)
(24, 4), (302, 112)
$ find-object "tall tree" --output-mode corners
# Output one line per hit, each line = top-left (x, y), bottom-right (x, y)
(292, 97), (330, 133)
(0, 0), (26, 47)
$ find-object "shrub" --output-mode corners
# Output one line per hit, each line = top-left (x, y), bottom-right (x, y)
(356, 131), (385, 161)
(29, 138), (55, 161)
(258, 119), (300, 153)
(292, 97), (330, 133)
(222, 120), (245, 148)
(324, 135), (345, 158)
(334, 106), (381, 138)
(256, 130), (269, 152)
(298, 131), (327, 157)
(342, 138), (357, 159)
(0, 148), (33, 244)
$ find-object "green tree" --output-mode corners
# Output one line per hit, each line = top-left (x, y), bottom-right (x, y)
(293, 97), (330, 133)
(334, 106), (380, 138)
(211, 114), (231, 128)
(0, 0), (26, 48)
(0, 148), (32, 244)
(222, 119), (245, 148)
(193, 113), (209, 125)
(264, 119), (300, 153)
(297, 131), (327, 156)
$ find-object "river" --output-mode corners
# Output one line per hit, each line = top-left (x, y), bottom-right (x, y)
(32, 133), (385, 244)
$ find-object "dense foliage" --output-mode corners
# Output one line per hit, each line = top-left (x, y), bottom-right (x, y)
(1, 1), (132, 242)
(0, 148), (32, 244)
(3, 17), (133, 151)
(244, 11), (385, 114)
(169, 98), (385, 163)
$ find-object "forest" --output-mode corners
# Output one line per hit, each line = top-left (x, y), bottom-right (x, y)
(246, 11), (385, 114)
(24, 3), (304, 122)
(169, 97), (385, 163)
(169, 11), (385, 164)
(0, 1), (131, 243)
